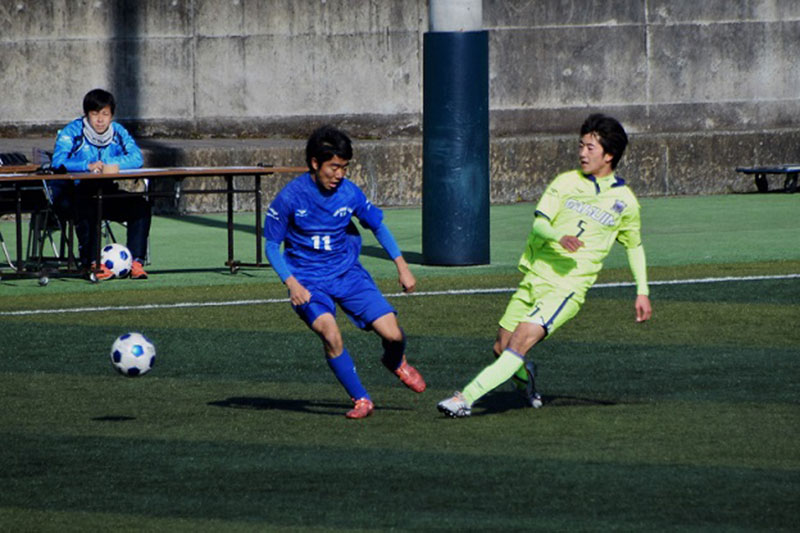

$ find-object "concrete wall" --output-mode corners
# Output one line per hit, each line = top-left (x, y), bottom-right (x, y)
(489, 1), (800, 135)
(1, 0), (798, 207)
(492, 0), (800, 199)
(0, 0), (425, 137)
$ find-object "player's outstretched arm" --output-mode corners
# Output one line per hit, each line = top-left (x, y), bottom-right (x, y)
(635, 294), (652, 322)
(626, 245), (652, 322)
(285, 276), (312, 306)
(532, 216), (583, 252)
(394, 255), (416, 293)
(371, 223), (414, 292)
(265, 239), (310, 305)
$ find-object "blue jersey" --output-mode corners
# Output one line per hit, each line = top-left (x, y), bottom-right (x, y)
(264, 173), (384, 282)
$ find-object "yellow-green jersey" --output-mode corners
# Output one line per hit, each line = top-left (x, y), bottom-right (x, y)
(519, 170), (642, 300)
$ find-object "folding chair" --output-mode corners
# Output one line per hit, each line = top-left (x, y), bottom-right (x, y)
(0, 153), (29, 268)
(0, 180), (52, 271)
(1, 153), (31, 269)
(0, 152), (30, 166)
(0, 225), (16, 271)
(1, 151), (78, 273)
(25, 179), (78, 271)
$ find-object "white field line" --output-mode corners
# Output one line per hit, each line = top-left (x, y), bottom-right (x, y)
(1, 273), (798, 317)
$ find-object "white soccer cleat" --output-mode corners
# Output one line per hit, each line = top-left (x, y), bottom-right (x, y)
(437, 391), (471, 418)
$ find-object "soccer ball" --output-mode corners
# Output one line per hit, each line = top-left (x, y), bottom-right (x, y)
(100, 243), (133, 278)
(110, 332), (156, 377)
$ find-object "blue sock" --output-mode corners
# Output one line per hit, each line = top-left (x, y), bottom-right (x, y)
(327, 349), (370, 400)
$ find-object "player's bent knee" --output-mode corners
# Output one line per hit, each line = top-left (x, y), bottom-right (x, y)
(372, 313), (403, 342)
(492, 341), (504, 358)
(381, 329), (403, 344)
(493, 327), (513, 358)
(508, 323), (546, 354)
(320, 331), (344, 355)
(311, 314), (344, 355)
(382, 329), (405, 352)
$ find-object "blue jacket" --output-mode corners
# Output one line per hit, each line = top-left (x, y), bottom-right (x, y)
(50, 117), (143, 198)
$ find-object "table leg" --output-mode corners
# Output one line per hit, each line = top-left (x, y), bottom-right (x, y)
(226, 175), (236, 273)
(96, 189), (104, 267)
(255, 174), (263, 266)
(14, 183), (23, 274)
(754, 173), (768, 193)
(783, 172), (798, 193)
(67, 220), (76, 271)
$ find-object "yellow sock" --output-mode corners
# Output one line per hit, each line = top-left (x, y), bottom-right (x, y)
(462, 349), (525, 405)
(495, 351), (529, 387)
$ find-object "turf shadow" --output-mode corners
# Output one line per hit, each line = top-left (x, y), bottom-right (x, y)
(144, 267), (260, 276)
(208, 396), (410, 416)
(92, 415), (137, 422)
(163, 214), (255, 235)
(543, 395), (617, 407)
(475, 390), (617, 415)
(360, 245), (424, 264)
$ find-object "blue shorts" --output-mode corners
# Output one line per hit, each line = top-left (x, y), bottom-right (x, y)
(292, 262), (395, 330)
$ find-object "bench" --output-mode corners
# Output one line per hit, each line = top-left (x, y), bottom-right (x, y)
(735, 165), (800, 193)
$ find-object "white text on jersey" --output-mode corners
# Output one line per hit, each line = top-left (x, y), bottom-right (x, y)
(564, 199), (616, 226)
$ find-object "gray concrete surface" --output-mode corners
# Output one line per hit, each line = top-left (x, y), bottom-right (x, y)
(4, 127), (796, 216)
(1, 1), (798, 208)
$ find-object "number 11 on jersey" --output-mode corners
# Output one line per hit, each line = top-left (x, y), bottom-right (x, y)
(311, 234), (332, 251)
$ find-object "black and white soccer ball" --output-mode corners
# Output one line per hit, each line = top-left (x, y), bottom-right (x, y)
(110, 332), (156, 377)
(100, 243), (133, 278)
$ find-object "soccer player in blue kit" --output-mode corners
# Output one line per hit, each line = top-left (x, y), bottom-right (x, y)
(264, 125), (426, 419)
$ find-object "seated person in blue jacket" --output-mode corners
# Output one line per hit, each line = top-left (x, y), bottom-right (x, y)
(50, 88), (151, 280)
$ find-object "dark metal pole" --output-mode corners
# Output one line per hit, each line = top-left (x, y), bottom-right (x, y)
(255, 174), (263, 265)
(422, 30), (490, 265)
(95, 188), (104, 267)
(14, 183), (22, 273)
(226, 176), (235, 271)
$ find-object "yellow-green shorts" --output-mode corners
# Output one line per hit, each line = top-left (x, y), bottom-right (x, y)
(498, 274), (584, 336)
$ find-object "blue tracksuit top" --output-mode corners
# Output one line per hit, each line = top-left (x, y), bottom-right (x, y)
(50, 117), (143, 198)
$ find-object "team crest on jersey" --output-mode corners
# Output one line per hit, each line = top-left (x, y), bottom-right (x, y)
(267, 207), (280, 221)
(612, 200), (626, 213)
(295, 209), (308, 218)
(333, 206), (353, 217)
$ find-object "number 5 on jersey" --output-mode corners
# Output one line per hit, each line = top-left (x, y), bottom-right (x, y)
(576, 220), (587, 238)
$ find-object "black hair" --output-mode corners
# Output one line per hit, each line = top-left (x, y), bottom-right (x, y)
(82, 88), (116, 115)
(580, 113), (628, 169)
(305, 125), (353, 171)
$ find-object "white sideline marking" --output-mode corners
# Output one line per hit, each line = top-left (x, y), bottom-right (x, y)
(1, 273), (798, 317)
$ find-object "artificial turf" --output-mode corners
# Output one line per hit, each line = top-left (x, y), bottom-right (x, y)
(1, 194), (798, 531)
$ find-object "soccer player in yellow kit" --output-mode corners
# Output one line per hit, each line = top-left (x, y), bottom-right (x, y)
(438, 114), (652, 417)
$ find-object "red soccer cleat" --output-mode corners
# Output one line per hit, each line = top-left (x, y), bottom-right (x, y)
(346, 397), (374, 419)
(91, 262), (114, 281)
(130, 260), (148, 280)
(385, 356), (426, 393)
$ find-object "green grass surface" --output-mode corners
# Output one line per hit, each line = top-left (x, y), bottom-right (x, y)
(1, 194), (799, 531)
